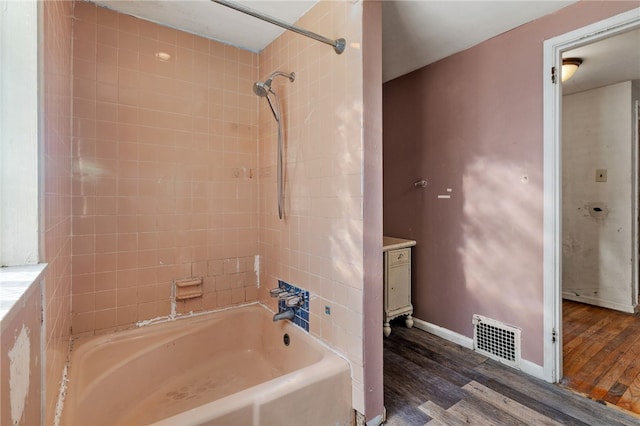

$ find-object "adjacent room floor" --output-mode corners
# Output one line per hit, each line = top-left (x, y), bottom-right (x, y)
(562, 299), (640, 415)
(383, 321), (640, 425)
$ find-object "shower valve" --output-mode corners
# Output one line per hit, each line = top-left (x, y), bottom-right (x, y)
(285, 295), (303, 307)
(269, 288), (285, 298)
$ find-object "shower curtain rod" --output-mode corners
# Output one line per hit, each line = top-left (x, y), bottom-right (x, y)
(211, 0), (346, 54)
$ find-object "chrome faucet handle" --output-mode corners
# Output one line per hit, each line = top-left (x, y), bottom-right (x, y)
(285, 295), (302, 307)
(269, 288), (285, 297)
(277, 291), (291, 299)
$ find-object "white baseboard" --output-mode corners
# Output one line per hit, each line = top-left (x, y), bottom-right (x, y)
(412, 317), (545, 381)
(520, 359), (545, 379)
(563, 292), (637, 314)
(412, 317), (472, 349)
(366, 412), (384, 426)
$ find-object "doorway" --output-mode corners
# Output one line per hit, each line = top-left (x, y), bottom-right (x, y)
(561, 35), (640, 314)
(561, 35), (640, 412)
(543, 4), (640, 405)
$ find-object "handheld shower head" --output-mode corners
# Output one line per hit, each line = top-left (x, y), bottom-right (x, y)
(253, 81), (271, 97)
(252, 70), (295, 221)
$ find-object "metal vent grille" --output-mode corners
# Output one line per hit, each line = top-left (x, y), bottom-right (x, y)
(472, 315), (521, 368)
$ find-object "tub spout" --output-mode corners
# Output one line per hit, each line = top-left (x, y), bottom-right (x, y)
(273, 308), (295, 322)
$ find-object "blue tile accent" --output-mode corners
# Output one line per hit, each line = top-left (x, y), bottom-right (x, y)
(277, 280), (310, 332)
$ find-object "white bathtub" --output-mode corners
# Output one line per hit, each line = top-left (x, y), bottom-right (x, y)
(59, 304), (352, 425)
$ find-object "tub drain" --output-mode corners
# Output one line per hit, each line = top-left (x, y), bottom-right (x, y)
(283, 333), (290, 346)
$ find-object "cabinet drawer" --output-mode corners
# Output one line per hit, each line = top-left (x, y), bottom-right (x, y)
(388, 248), (410, 266)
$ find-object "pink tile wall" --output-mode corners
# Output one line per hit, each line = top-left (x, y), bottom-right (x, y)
(42, 0), (74, 422)
(70, 2), (259, 334)
(257, 0), (367, 413)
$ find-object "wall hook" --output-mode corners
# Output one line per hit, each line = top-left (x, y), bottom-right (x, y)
(414, 179), (427, 188)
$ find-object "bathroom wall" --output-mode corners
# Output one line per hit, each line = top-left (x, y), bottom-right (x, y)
(383, 1), (637, 366)
(362, 1), (384, 420)
(0, 1), (73, 423)
(42, 0), (74, 422)
(70, 2), (259, 334)
(1, 279), (43, 426)
(563, 81), (638, 312)
(256, 0), (374, 415)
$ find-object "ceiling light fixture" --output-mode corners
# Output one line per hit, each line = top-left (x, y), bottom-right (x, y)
(561, 58), (582, 82)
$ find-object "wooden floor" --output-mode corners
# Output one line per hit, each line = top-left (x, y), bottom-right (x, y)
(383, 321), (640, 425)
(562, 300), (640, 415)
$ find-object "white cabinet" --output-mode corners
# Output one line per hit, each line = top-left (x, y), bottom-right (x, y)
(383, 237), (416, 337)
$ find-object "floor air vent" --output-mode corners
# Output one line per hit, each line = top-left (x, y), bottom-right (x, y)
(472, 315), (521, 369)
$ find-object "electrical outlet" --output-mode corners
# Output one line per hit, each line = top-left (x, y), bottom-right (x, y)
(595, 169), (607, 182)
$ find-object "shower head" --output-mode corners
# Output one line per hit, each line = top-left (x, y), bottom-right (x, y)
(253, 81), (271, 97)
(253, 71), (295, 98)
(252, 70), (295, 222)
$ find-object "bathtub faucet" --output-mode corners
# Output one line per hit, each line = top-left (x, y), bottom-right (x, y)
(273, 308), (296, 322)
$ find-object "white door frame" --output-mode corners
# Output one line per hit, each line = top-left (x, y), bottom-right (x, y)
(634, 99), (640, 309)
(543, 7), (640, 383)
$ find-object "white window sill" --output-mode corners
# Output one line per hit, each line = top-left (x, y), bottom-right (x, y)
(0, 264), (47, 322)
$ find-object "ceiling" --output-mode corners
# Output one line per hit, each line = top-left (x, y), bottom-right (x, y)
(381, 1), (576, 81)
(91, 1), (317, 53)
(89, 0), (575, 81)
(562, 27), (640, 95)
(91, 0), (638, 87)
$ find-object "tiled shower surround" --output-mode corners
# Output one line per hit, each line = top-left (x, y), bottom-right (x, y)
(256, 1), (367, 410)
(43, 0), (74, 422)
(67, 0), (370, 414)
(70, 3), (259, 333)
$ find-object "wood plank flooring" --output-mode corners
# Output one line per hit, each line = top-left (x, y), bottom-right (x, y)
(562, 300), (640, 415)
(384, 322), (640, 425)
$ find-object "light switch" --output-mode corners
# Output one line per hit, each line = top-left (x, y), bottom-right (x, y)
(595, 169), (607, 182)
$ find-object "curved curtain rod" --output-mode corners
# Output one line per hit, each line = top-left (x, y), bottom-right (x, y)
(211, 0), (346, 54)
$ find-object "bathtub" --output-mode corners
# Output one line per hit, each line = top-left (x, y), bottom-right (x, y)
(59, 304), (352, 425)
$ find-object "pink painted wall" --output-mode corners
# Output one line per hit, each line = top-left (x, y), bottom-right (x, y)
(42, 0), (74, 422)
(383, 1), (638, 365)
(70, 2), (259, 334)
